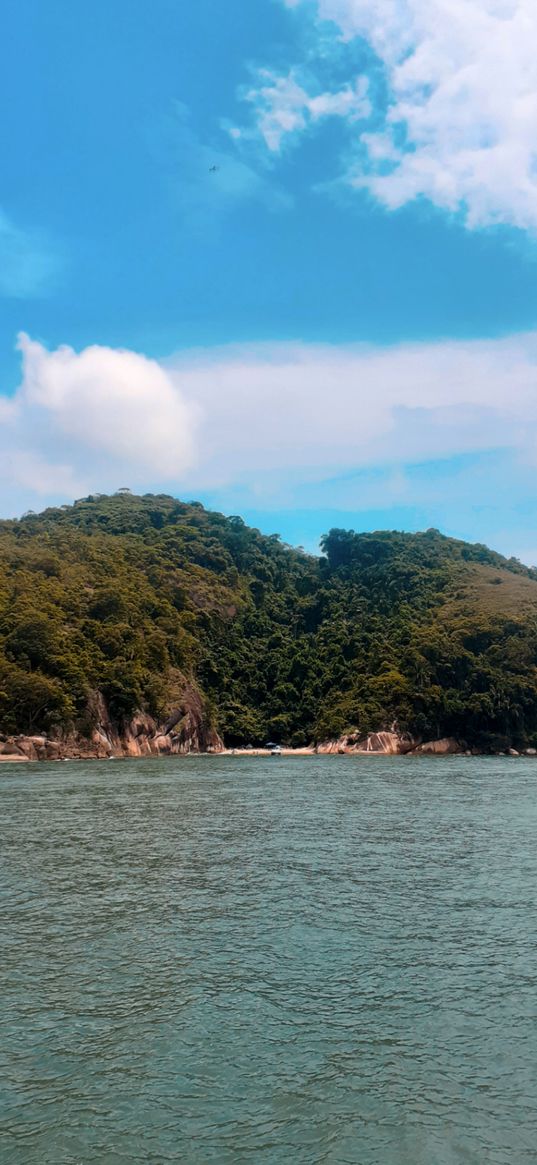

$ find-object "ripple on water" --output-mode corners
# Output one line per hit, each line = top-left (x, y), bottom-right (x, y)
(1, 755), (537, 1164)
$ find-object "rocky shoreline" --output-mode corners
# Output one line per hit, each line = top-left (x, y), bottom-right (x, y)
(0, 690), (223, 763)
(226, 731), (537, 758)
(314, 730), (536, 757)
(2, 726), (536, 763)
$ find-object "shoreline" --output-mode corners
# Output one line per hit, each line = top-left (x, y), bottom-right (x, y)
(2, 747), (536, 764)
(222, 747), (315, 757)
(1, 728), (535, 764)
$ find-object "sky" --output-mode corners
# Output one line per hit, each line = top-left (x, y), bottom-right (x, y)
(3, 0), (537, 560)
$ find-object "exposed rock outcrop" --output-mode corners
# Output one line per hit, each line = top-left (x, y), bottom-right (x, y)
(0, 680), (223, 763)
(413, 738), (463, 755)
(317, 729), (417, 755)
(319, 731), (469, 757)
(358, 731), (416, 754)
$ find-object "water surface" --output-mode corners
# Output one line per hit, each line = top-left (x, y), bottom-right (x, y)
(1, 755), (537, 1164)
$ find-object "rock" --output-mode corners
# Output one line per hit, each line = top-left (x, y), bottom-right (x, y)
(414, 738), (462, 755)
(1, 686), (224, 763)
(1, 736), (51, 761)
(0, 739), (24, 757)
(361, 732), (405, 754)
(154, 734), (172, 754)
(508, 748), (520, 757)
(23, 735), (48, 760)
(128, 713), (156, 739)
(524, 748), (537, 756)
(124, 737), (144, 757)
(316, 740), (340, 754)
(91, 729), (112, 758)
(356, 731), (416, 755)
(17, 740), (39, 760)
(317, 729), (417, 755)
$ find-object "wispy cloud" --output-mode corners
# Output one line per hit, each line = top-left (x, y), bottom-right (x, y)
(0, 210), (63, 298)
(239, 0), (537, 232)
(154, 103), (292, 230)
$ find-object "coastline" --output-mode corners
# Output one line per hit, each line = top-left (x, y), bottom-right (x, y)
(2, 737), (536, 763)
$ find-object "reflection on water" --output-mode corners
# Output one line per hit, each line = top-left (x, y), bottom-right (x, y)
(1, 755), (536, 1163)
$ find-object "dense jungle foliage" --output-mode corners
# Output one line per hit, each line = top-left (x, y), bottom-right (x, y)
(2, 491), (537, 750)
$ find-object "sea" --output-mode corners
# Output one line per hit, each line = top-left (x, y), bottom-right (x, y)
(1, 755), (536, 1164)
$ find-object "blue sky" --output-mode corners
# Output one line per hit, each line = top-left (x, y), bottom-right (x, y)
(3, 0), (537, 560)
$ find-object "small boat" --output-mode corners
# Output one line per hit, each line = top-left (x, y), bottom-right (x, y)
(266, 742), (282, 756)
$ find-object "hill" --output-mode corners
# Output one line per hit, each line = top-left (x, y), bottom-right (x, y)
(2, 491), (537, 755)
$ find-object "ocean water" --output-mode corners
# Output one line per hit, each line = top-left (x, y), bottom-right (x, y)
(1, 755), (537, 1165)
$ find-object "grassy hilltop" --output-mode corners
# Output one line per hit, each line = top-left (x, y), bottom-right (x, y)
(2, 491), (537, 751)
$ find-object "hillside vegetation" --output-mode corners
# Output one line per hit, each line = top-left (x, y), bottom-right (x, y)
(2, 491), (537, 751)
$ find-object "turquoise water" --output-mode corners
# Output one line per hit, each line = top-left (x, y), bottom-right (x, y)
(1, 756), (537, 1164)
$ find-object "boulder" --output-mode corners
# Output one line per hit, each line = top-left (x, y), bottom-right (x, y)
(356, 731), (416, 755)
(6, 736), (51, 761)
(317, 730), (416, 755)
(0, 739), (24, 756)
(17, 740), (38, 760)
(316, 740), (341, 754)
(414, 738), (462, 755)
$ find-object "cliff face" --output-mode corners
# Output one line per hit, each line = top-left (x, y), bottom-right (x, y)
(85, 686), (222, 758)
(0, 687), (223, 761)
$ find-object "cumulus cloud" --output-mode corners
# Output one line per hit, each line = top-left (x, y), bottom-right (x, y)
(249, 0), (537, 231)
(0, 335), (198, 502)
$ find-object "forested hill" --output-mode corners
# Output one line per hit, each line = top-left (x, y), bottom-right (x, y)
(2, 491), (537, 752)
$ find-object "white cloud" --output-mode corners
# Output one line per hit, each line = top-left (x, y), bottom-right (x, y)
(0, 210), (62, 298)
(3, 329), (537, 519)
(256, 0), (537, 231)
(236, 67), (369, 152)
(167, 333), (537, 494)
(0, 335), (198, 501)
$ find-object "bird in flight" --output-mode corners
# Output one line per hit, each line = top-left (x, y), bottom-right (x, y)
(209, 164), (219, 173)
